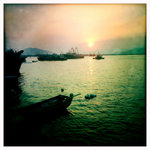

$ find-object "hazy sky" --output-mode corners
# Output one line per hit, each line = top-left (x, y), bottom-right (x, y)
(4, 4), (146, 53)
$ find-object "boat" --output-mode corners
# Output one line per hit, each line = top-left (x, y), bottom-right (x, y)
(32, 60), (38, 63)
(38, 54), (67, 61)
(15, 94), (78, 115)
(64, 47), (84, 59)
(93, 54), (104, 60)
(25, 57), (38, 63)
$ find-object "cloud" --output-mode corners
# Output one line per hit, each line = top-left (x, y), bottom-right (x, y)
(4, 4), (146, 53)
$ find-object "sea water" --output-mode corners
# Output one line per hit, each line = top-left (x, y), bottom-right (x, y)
(18, 55), (146, 146)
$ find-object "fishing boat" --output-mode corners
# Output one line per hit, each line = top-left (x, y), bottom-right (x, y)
(64, 47), (84, 59)
(38, 54), (67, 61)
(15, 93), (80, 115)
(93, 54), (104, 60)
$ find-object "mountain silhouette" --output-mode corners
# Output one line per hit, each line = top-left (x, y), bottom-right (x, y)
(21, 48), (53, 56)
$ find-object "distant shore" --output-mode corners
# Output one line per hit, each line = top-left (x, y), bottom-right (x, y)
(102, 54), (146, 56)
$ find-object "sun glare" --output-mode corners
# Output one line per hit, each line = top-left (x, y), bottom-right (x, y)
(89, 42), (93, 47)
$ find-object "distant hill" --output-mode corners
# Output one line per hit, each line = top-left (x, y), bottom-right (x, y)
(100, 48), (146, 55)
(21, 48), (53, 56)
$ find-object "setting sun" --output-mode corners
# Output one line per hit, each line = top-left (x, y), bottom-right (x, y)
(89, 42), (93, 47)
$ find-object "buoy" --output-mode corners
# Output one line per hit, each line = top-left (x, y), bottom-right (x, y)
(61, 88), (64, 92)
(85, 94), (96, 99)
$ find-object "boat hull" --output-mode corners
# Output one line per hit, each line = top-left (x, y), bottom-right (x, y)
(15, 95), (73, 115)
(93, 57), (104, 59)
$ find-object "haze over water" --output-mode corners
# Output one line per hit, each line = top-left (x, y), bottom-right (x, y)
(18, 55), (146, 145)
(4, 4), (146, 53)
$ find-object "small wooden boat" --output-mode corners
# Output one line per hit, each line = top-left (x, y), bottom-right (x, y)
(16, 94), (74, 115)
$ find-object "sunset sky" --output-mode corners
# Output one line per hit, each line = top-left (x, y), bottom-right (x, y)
(4, 4), (146, 53)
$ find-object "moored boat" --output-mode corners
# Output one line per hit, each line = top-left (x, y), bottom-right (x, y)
(38, 54), (67, 61)
(64, 47), (84, 59)
(93, 54), (104, 60)
(15, 94), (74, 115)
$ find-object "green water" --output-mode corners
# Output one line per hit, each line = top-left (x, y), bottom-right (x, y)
(19, 55), (146, 146)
